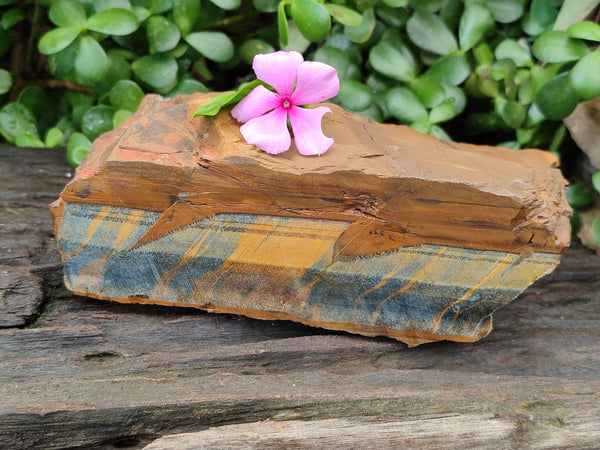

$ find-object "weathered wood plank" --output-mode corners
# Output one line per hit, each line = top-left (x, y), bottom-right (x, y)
(142, 414), (600, 450)
(0, 148), (598, 450)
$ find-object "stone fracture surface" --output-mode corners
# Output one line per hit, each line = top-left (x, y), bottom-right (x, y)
(50, 93), (571, 346)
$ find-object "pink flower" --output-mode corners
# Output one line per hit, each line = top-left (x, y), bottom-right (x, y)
(231, 51), (340, 156)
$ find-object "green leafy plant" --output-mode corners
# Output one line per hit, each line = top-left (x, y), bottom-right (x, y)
(0, 0), (599, 202)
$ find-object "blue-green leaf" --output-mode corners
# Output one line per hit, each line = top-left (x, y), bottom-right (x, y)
(132, 54), (178, 92)
(406, 8), (458, 55)
(75, 36), (109, 84)
(86, 8), (139, 36)
(185, 31), (234, 62)
(386, 87), (428, 123)
(146, 16), (181, 53)
(38, 26), (82, 55)
(0, 102), (39, 143)
(192, 80), (264, 117)
(49, 0), (87, 27)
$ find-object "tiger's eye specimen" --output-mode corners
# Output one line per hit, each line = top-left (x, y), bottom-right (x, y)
(50, 92), (571, 346)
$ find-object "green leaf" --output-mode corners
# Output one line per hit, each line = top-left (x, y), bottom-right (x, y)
(2, 9), (25, 29)
(240, 39), (276, 65)
(406, 8), (458, 55)
(15, 134), (45, 148)
(535, 72), (580, 120)
(569, 51), (600, 101)
(344, 7), (375, 44)
(49, 0), (87, 27)
(554, 0), (600, 31)
(277, 0), (289, 46)
(385, 87), (428, 123)
(410, 78), (444, 108)
(383, 0), (408, 6)
(377, 2), (409, 28)
(458, 1), (494, 51)
(17, 85), (48, 121)
(547, 123), (567, 154)
(369, 40), (415, 82)
(75, 35), (108, 84)
(565, 183), (594, 209)
(67, 92), (94, 110)
(93, 51), (133, 96)
(354, 102), (383, 122)
(570, 210), (581, 235)
(67, 131), (92, 151)
(592, 171), (600, 194)
(441, 83), (466, 115)
(521, 12), (549, 37)
(66, 132), (93, 167)
(485, 0), (524, 23)
(113, 109), (133, 128)
(291, 0), (331, 42)
(517, 75), (534, 104)
(86, 8), (139, 35)
(313, 46), (350, 79)
(532, 31), (590, 63)
(500, 99), (526, 128)
(282, 25), (319, 53)
(192, 79), (264, 117)
(47, 38), (78, 77)
(489, 58), (516, 81)
(531, 0), (557, 28)
(495, 39), (532, 67)
(530, 64), (561, 94)
(173, 0), (201, 36)
(429, 101), (456, 123)
(109, 79), (145, 111)
(473, 42), (494, 66)
(0, 68), (11, 94)
(410, 119), (431, 135)
(0, 102), (39, 143)
(208, 0), (241, 10)
(67, 145), (91, 167)
(132, 54), (178, 92)
(593, 216), (600, 247)
(567, 21), (600, 42)
(150, 0), (174, 14)
(337, 80), (373, 111)
(38, 26), (82, 55)
(92, 0), (133, 13)
(146, 16), (181, 53)
(133, 6), (152, 22)
(253, 0), (279, 13)
(429, 125), (451, 140)
(422, 54), (469, 86)
(166, 78), (209, 97)
(81, 105), (115, 140)
(185, 31), (234, 63)
(325, 4), (363, 26)
(97, 1), (132, 11)
(44, 127), (64, 148)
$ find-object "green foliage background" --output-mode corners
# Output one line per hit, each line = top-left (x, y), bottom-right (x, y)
(1, 0), (600, 239)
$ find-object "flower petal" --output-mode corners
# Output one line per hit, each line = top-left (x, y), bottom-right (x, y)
(290, 61), (339, 105)
(231, 85), (281, 123)
(253, 51), (303, 97)
(239, 107), (291, 154)
(288, 106), (334, 156)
